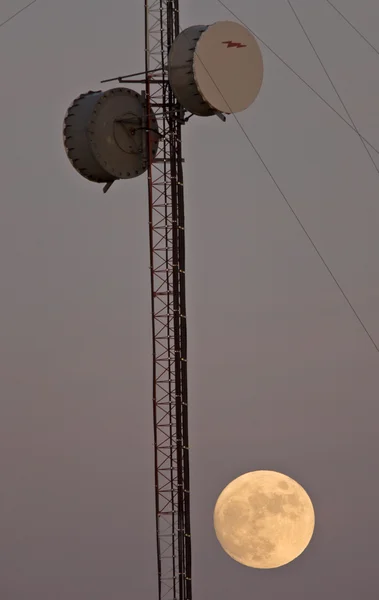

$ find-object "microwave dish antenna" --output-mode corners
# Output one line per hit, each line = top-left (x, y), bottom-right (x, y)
(168, 21), (263, 116)
(63, 87), (159, 186)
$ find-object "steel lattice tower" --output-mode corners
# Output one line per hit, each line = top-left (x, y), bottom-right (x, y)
(144, 3), (192, 600)
(63, 7), (263, 598)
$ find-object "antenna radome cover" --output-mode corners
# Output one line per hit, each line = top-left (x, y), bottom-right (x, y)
(63, 87), (159, 183)
(168, 21), (263, 116)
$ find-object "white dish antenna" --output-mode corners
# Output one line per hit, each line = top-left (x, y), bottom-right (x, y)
(168, 21), (264, 116)
(63, 88), (159, 186)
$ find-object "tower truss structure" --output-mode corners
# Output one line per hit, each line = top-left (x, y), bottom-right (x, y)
(144, 2), (192, 600)
(63, 4), (264, 597)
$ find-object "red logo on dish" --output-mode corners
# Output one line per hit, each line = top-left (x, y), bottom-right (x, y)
(222, 41), (247, 48)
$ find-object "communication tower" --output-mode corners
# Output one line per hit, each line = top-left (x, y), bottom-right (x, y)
(62, 2), (263, 599)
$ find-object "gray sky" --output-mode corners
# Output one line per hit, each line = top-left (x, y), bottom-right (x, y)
(1, 0), (379, 597)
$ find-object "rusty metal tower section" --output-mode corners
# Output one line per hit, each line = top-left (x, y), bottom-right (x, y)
(144, 2), (192, 600)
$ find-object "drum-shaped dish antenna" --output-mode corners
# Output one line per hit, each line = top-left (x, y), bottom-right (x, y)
(168, 21), (263, 116)
(63, 87), (160, 184)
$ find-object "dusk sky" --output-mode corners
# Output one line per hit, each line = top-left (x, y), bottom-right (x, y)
(1, 0), (379, 598)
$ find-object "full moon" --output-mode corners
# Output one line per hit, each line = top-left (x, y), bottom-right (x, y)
(213, 470), (315, 569)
